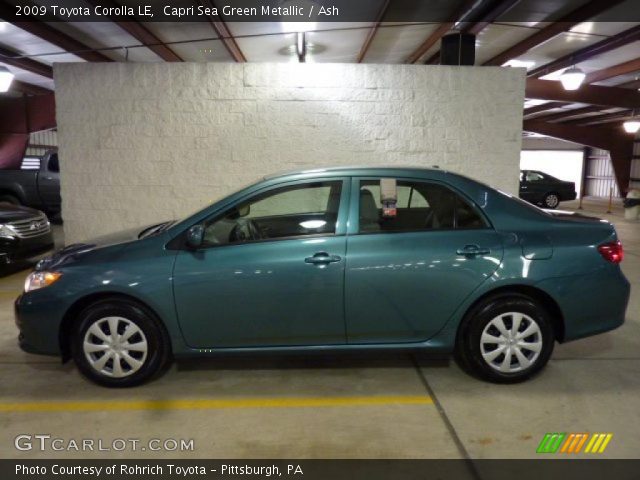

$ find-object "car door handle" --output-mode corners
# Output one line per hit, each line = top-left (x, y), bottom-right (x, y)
(305, 252), (342, 264)
(456, 245), (491, 256)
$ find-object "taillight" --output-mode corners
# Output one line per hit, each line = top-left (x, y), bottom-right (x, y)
(598, 241), (624, 264)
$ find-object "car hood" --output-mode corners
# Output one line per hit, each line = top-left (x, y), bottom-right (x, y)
(35, 222), (169, 271)
(0, 204), (44, 222)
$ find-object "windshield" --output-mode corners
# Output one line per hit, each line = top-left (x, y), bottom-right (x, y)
(171, 176), (264, 226)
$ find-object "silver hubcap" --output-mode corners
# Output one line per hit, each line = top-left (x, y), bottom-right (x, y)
(480, 312), (543, 373)
(83, 317), (148, 378)
(545, 195), (559, 207)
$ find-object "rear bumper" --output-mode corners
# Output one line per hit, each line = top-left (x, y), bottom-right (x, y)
(561, 191), (578, 202)
(537, 267), (630, 342)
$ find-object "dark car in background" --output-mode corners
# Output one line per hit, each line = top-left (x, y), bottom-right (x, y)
(0, 151), (61, 215)
(519, 170), (577, 209)
(0, 204), (53, 268)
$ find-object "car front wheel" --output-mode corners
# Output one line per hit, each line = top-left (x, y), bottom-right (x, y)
(72, 299), (171, 387)
(455, 295), (555, 383)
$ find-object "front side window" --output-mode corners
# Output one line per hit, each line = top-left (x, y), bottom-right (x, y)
(203, 181), (342, 246)
(359, 180), (487, 233)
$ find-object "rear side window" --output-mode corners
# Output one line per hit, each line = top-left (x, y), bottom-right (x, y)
(359, 180), (487, 233)
(525, 171), (544, 182)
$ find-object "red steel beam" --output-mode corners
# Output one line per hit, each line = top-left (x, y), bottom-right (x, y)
(536, 105), (606, 122)
(526, 78), (640, 109)
(585, 57), (640, 84)
(570, 110), (633, 126)
(406, 0), (479, 64)
(523, 101), (566, 116)
(523, 120), (614, 151)
(10, 80), (53, 95)
(0, 2), (112, 63)
(357, 0), (391, 63)
(483, 0), (625, 67)
(199, 0), (246, 62)
(526, 80), (640, 122)
(529, 24), (640, 78)
(84, 0), (183, 62)
(0, 46), (52, 78)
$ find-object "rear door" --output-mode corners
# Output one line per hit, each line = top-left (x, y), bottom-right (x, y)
(344, 177), (503, 344)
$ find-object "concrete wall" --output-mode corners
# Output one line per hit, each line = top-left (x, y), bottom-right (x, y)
(54, 63), (525, 243)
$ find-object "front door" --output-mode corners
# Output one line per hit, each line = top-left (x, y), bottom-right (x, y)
(345, 178), (503, 344)
(38, 153), (61, 209)
(172, 178), (349, 348)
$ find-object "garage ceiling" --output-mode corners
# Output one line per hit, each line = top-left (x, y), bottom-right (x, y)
(1, 0), (640, 132)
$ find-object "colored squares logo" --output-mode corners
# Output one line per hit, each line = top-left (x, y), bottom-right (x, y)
(537, 433), (613, 454)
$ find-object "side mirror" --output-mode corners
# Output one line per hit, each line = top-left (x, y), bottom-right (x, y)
(186, 224), (205, 249)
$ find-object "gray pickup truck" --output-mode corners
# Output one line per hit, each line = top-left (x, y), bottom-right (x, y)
(0, 151), (61, 214)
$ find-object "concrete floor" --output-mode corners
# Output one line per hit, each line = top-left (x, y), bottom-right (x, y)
(0, 198), (637, 460)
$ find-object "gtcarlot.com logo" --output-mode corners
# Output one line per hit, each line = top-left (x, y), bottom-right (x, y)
(14, 434), (194, 452)
(536, 433), (613, 454)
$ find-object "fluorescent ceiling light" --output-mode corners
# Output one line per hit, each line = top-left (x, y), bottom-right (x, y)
(560, 67), (586, 91)
(0, 66), (14, 92)
(283, 21), (316, 33)
(503, 59), (536, 69)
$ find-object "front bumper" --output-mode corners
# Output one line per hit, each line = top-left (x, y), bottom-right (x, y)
(0, 231), (54, 265)
(15, 289), (66, 356)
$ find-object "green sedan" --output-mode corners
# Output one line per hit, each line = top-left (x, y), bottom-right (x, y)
(15, 167), (630, 387)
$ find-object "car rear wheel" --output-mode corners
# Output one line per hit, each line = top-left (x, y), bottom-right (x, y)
(72, 299), (171, 387)
(543, 192), (560, 209)
(455, 294), (555, 383)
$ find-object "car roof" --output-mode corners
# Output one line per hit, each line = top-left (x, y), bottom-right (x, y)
(263, 165), (445, 180)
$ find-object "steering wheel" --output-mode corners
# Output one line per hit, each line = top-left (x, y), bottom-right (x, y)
(230, 219), (263, 242)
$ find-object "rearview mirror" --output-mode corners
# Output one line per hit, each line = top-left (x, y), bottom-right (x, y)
(237, 204), (250, 217)
(228, 204), (250, 220)
(186, 224), (205, 249)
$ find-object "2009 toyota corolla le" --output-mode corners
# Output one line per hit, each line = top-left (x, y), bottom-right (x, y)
(15, 167), (630, 387)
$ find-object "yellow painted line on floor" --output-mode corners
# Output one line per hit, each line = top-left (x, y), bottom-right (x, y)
(0, 395), (433, 413)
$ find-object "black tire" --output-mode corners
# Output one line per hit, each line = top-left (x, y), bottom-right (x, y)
(0, 194), (21, 206)
(542, 192), (560, 209)
(455, 294), (555, 383)
(71, 298), (171, 387)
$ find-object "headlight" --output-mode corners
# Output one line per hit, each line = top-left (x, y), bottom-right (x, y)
(24, 271), (62, 292)
(0, 224), (15, 239)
